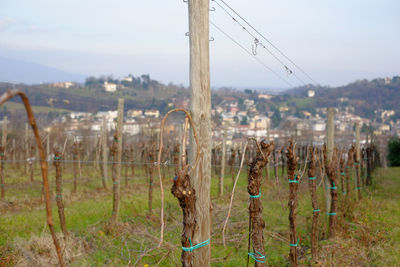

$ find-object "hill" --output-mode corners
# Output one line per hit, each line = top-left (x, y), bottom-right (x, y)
(283, 76), (400, 120)
(0, 56), (85, 84)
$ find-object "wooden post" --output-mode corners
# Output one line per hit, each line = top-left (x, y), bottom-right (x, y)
(102, 117), (108, 189)
(178, 124), (183, 168)
(109, 98), (124, 225)
(273, 144), (278, 183)
(181, 117), (189, 168)
(25, 123), (29, 175)
(325, 108), (334, 211)
(355, 124), (362, 199)
(12, 139), (15, 166)
(148, 151), (154, 213)
(188, 0), (211, 264)
(1, 117), (7, 198)
(2, 116), (7, 149)
(46, 134), (50, 160)
(326, 108), (339, 238)
(72, 142), (78, 193)
(219, 124), (227, 197)
(29, 145), (35, 182)
(0, 146), (4, 198)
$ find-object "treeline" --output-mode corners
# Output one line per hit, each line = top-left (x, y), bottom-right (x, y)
(289, 76), (400, 120)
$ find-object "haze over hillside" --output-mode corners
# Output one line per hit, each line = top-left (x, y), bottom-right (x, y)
(0, 56), (85, 84)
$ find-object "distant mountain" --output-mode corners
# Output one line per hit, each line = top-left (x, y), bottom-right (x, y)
(0, 56), (85, 84)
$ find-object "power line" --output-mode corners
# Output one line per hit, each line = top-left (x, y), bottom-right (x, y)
(211, 0), (306, 86)
(213, 0), (319, 86)
(210, 20), (293, 87)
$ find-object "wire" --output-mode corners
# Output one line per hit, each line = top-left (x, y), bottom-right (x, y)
(213, 0), (319, 86)
(212, 0), (305, 86)
(210, 20), (293, 87)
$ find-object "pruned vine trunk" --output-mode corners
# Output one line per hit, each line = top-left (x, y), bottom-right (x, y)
(247, 140), (273, 266)
(171, 172), (196, 267)
(308, 146), (318, 260)
(286, 140), (299, 267)
(53, 150), (68, 238)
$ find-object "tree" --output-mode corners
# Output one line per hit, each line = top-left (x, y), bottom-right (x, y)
(271, 108), (282, 128)
(240, 116), (249, 125)
(388, 137), (400, 166)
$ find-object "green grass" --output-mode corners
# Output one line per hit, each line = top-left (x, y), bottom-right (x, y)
(0, 164), (399, 266)
(2, 101), (71, 114)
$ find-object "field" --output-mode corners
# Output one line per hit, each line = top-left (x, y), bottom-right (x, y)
(0, 162), (399, 266)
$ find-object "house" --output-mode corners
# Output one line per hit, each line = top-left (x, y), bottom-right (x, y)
(122, 75), (133, 82)
(51, 82), (74, 88)
(127, 109), (143, 118)
(258, 94), (274, 100)
(144, 110), (160, 118)
(104, 81), (117, 92)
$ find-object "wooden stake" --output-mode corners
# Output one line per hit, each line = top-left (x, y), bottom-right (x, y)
(109, 98), (124, 225)
(355, 123), (362, 199)
(325, 108), (335, 212)
(219, 124), (227, 197)
(102, 117), (108, 189)
(188, 0), (212, 264)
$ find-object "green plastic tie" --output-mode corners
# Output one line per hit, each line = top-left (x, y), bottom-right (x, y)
(356, 187), (361, 190)
(290, 239), (299, 247)
(309, 177), (316, 180)
(249, 192), (261, 199)
(327, 212), (337, 216)
(248, 250), (266, 263)
(182, 237), (210, 252)
(313, 209), (320, 213)
(56, 194), (62, 198)
(54, 156), (61, 160)
(354, 163), (360, 166)
(113, 181), (119, 185)
(289, 179), (299, 183)
(340, 172), (345, 176)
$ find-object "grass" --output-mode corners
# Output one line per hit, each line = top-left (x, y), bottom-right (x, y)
(0, 163), (399, 266)
(1, 101), (71, 114)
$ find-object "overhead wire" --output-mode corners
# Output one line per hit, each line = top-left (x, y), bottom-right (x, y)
(214, 0), (319, 86)
(210, 20), (293, 87)
(211, 0), (306, 86)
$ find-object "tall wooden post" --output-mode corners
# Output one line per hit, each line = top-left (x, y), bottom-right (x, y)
(325, 108), (334, 211)
(109, 98), (124, 225)
(355, 124), (362, 199)
(219, 124), (227, 197)
(326, 108), (338, 238)
(102, 117), (108, 189)
(188, 0), (211, 264)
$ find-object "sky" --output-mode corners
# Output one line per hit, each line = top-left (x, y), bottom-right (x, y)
(0, 0), (399, 89)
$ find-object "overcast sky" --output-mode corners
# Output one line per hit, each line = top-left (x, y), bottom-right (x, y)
(0, 0), (399, 89)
